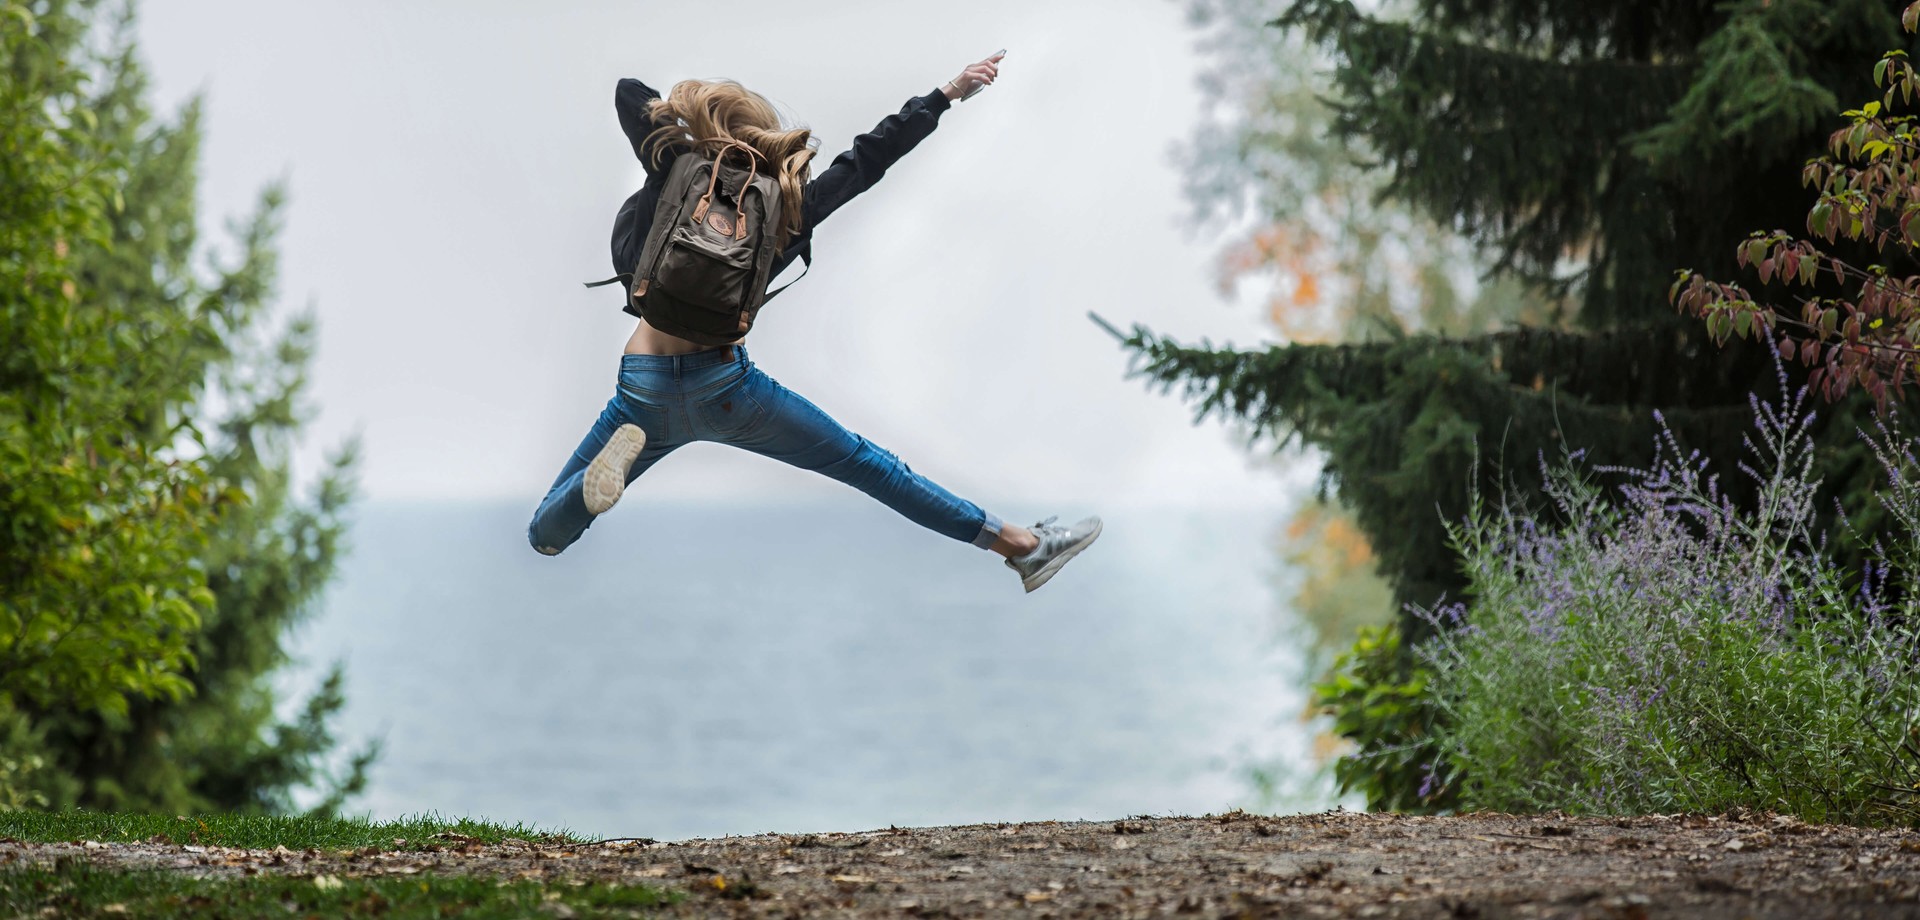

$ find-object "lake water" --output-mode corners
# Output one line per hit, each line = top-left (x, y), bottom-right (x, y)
(287, 500), (1332, 841)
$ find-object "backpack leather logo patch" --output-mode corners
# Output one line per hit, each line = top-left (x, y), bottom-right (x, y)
(706, 212), (735, 236)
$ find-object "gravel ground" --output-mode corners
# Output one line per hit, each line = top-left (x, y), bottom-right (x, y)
(7, 809), (1920, 918)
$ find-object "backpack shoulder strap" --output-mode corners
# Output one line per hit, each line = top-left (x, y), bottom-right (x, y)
(763, 246), (810, 302)
(584, 151), (717, 290)
(583, 272), (631, 289)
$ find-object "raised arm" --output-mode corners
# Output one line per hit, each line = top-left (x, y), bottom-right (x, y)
(615, 77), (679, 175)
(798, 53), (1003, 233)
(798, 90), (949, 231)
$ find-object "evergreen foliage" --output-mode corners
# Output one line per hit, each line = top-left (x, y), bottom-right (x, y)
(1178, 0), (1546, 677)
(1111, 318), (1877, 631)
(1131, 0), (1914, 622)
(1275, 0), (1903, 327)
(1131, 0), (1920, 808)
(0, 0), (368, 812)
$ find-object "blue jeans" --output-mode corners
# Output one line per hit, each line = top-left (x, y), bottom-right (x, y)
(527, 345), (1004, 555)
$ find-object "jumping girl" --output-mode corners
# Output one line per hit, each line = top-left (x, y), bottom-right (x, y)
(526, 53), (1102, 593)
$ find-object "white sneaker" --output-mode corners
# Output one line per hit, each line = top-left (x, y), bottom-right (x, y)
(583, 423), (646, 515)
(1005, 515), (1103, 593)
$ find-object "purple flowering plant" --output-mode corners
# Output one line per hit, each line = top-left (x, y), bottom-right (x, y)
(1416, 361), (1920, 825)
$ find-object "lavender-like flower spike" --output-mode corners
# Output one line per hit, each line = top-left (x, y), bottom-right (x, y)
(1408, 363), (1920, 825)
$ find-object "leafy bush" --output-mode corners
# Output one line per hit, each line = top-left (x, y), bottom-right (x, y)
(1, 0), (366, 811)
(1676, 1), (1920, 407)
(1413, 372), (1920, 825)
(1312, 624), (1453, 813)
(0, 706), (50, 812)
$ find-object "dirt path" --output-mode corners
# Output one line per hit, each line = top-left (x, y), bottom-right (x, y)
(8, 810), (1920, 918)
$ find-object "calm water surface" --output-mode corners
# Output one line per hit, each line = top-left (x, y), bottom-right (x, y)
(289, 500), (1327, 840)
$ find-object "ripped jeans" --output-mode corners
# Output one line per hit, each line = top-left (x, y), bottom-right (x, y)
(527, 345), (1004, 556)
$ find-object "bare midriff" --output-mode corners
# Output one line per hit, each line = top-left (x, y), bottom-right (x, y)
(623, 319), (742, 356)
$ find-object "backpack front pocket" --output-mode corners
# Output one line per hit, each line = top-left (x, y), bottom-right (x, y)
(653, 226), (755, 312)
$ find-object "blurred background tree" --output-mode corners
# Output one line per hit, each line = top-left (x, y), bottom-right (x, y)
(1137, 0), (1913, 808)
(0, 0), (370, 813)
(1179, 0), (1540, 664)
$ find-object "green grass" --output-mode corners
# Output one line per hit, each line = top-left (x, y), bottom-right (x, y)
(0, 862), (676, 919)
(0, 810), (584, 852)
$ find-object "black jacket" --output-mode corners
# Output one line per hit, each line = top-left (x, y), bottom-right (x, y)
(610, 78), (952, 310)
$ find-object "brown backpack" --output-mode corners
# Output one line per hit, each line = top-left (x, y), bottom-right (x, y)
(590, 142), (807, 345)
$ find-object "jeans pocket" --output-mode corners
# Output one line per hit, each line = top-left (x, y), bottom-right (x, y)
(615, 382), (673, 442)
(693, 374), (767, 439)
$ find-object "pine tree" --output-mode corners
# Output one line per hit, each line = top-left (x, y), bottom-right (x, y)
(1120, 0), (1913, 624)
(1180, 0), (1544, 665)
(0, 0), (370, 812)
(1117, 0), (1916, 807)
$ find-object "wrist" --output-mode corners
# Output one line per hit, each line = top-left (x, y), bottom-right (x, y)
(941, 80), (962, 102)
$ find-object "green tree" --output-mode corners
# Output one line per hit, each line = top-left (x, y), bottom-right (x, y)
(0, 0), (369, 812)
(1117, 0), (1913, 806)
(1181, 0), (1543, 670)
(1126, 0), (1910, 622)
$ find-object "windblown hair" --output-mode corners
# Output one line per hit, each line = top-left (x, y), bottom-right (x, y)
(646, 80), (817, 245)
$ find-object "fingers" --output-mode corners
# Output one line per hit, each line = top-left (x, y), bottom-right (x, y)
(957, 55), (1000, 85)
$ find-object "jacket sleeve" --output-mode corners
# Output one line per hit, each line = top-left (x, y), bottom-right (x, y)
(799, 88), (952, 233)
(616, 78), (678, 175)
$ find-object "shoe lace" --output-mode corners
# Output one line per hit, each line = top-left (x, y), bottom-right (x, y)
(1028, 515), (1066, 543)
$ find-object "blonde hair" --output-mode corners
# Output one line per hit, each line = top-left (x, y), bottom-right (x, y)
(646, 80), (817, 245)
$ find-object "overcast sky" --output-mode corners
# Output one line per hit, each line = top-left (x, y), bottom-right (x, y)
(134, 0), (1295, 514)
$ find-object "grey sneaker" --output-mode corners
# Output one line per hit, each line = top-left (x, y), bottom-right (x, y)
(1005, 515), (1103, 593)
(583, 423), (646, 515)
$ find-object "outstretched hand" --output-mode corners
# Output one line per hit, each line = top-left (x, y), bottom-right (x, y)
(942, 52), (1004, 102)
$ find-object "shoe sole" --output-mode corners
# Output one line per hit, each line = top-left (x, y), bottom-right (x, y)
(1023, 519), (1103, 593)
(583, 423), (646, 516)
